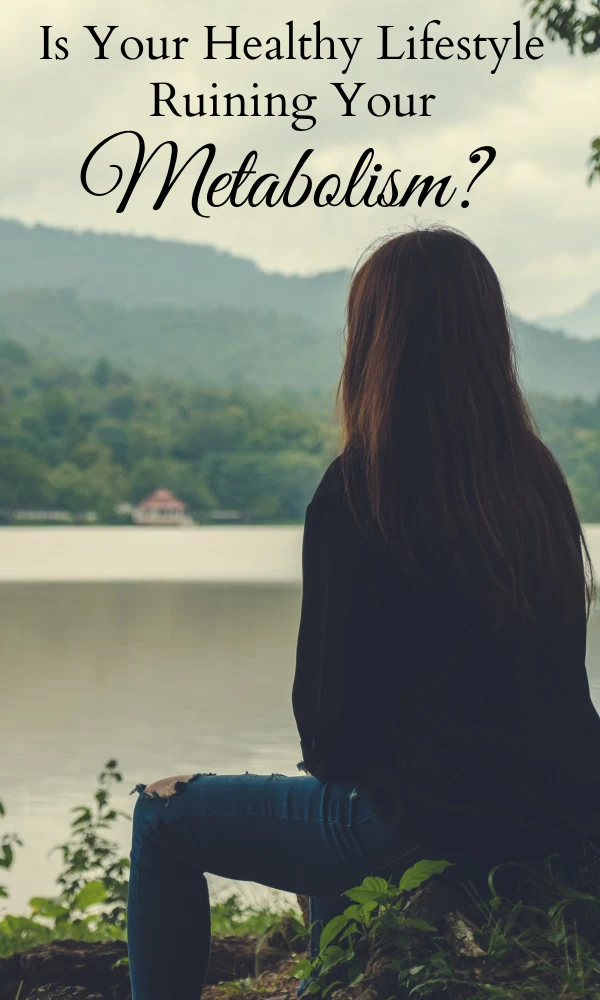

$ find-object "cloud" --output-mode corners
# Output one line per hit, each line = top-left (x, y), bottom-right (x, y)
(1, 0), (599, 317)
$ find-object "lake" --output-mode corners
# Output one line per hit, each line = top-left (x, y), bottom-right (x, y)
(2, 524), (600, 913)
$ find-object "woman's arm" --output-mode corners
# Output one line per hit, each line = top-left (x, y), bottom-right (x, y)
(292, 485), (367, 783)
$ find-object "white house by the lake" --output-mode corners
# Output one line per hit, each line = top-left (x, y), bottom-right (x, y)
(132, 489), (193, 526)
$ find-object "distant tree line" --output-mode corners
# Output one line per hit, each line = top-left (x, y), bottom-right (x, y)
(3, 339), (600, 523)
(0, 342), (337, 522)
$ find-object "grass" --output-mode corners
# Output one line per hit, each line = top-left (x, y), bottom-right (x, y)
(290, 855), (600, 1000)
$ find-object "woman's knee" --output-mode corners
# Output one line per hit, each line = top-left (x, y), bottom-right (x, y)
(141, 774), (197, 799)
(130, 774), (203, 852)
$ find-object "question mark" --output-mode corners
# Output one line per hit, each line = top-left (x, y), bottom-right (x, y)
(461, 146), (497, 208)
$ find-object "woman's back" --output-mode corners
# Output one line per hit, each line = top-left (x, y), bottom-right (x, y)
(293, 446), (600, 867)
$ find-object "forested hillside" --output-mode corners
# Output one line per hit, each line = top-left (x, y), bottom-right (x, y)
(1, 288), (599, 399)
(0, 289), (342, 393)
(2, 343), (600, 522)
(0, 343), (337, 522)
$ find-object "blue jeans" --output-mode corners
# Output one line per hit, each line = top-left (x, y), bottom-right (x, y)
(127, 772), (421, 1000)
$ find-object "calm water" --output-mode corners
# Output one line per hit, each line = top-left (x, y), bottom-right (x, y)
(2, 525), (600, 912)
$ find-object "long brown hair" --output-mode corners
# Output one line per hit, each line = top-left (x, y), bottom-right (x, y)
(339, 226), (594, 629)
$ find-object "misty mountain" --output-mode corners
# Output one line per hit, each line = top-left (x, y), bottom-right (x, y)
(0, 218), (349, 331)
(0, 289), (343, 393)
(0, 217), (599, 400)
(540, 291), (600, 342)
(0, 287), (599, 400)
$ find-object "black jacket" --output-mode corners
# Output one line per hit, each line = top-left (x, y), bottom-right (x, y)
(292, 457), (600, 864)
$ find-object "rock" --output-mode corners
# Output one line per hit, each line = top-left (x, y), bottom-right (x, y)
(444, 910), (487, 958)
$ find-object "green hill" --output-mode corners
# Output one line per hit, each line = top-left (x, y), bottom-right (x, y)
(0, 286), (599, 400)
(0, 219), (599, 400)
(3, 346), (600, 522)
(0, 288), (343, 393)
(0, 219), (349, 329)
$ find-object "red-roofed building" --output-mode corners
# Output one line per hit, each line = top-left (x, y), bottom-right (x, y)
(133, 489), (193, 526)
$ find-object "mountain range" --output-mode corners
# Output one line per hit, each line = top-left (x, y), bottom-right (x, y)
(0, 218), (599, 400)
(0, 219), (348, 330)
(540, 292), (600, 342)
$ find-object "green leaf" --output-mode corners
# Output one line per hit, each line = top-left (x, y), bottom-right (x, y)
(361, 898), (379, 913)
(0, 844), (13, 870)
(29, 897), (70, 920)
(339, 921), (359, 942)
(399, 860), (453, 893)
(72, 879), (107, 910)
(0, 800), (5, 817)
(291, 959), (314, 980)
(320, 945), (345, 973)
(320, 913), (350, 952)
(287, 915), (308, 940)
(344, 876), (390, 904)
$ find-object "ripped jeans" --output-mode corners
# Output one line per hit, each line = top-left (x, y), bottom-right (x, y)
(127, 772), (420, 1000)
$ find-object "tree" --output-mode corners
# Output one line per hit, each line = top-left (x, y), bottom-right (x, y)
(0, 448), (54, 508)
(526, 0), (600, 181)
(0, 340), (31, 367)
(41, 389), (72, 435)
(49, 458), (128, 519)
(205, 451), (323, 520)
(90, 357), (113, 387)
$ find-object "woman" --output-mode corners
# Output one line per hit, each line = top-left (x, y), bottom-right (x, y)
(127, 227), (600, 1000)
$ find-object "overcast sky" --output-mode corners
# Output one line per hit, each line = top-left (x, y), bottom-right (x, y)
(2, 0), (600, 319)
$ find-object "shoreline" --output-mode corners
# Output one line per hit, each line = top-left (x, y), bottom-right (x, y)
(1, 523), (600, 585)
(0, 524), (304, 583)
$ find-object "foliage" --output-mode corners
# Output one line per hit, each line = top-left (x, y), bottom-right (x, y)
(48, 759), (131, 929)
(0, 799), (22, 901)
(525, 0), (600, 182)
(0, 762), (305, 965)
(293, 855), (600, 999)
(210, 893), (305, 942)
(291, 860), (453, 995)
(0, 761), (130, 959)
(3, 332), (600, 527)
(6, 344), (600, 520)
(0, 346), (337, 522)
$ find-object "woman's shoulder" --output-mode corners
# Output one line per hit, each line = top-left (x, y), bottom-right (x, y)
(310, 455), (345, 506)
(306, 454), (371, 540)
